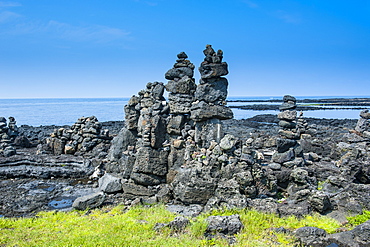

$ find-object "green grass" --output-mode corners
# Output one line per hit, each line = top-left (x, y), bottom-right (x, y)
(347, 210), (370, 227)
(0, 204), (348, 247)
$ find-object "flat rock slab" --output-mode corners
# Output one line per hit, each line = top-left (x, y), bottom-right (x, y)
(0, 151), (92, 179)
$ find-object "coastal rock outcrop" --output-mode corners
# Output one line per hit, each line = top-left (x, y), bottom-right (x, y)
(3, 45), (370, 247)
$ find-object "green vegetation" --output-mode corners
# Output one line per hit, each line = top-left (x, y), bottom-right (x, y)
(0, 204), (349, 247)
(317, 180), (327, 191)
(347, 210), (370, 227)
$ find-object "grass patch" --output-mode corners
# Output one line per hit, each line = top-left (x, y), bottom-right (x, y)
(0, 204), (348, 247)
(347, 210), (370, 227)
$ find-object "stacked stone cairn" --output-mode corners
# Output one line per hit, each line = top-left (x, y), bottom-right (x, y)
(101, 45), (277, 211)
(164, 52), (196, 180)
(125, 81), (169, 186)
(0, 117), (17, 157)
(354, 109), (370, 138)
(47, 116), (111, 155)
(165, 51), (196, 115)
(272, 95), (304, 167)
(296, 111), (309, 134)
(191, 45), (233, 148)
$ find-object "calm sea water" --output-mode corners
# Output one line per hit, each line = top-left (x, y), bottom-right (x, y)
(0, 96), (368, 127)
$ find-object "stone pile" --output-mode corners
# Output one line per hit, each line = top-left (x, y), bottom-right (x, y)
(272, 95), (304, 167)
(0, 117), (17, 157)
(165, 52), (196, 115)
(47, 116), (111, 155)
(191, 45), (233, 148)
(354, 109), (370, 138)
(126, 81), (169, 186)
(296, 111), (309, 134)
(101, 45), (277, 211)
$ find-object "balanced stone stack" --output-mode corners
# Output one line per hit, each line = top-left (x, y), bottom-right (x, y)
(164, 53), (196, 174)
(7, 117), (19, 141)
(354, 109), (370, 138)
(296, 111), (309, 134)
(48, 116), (111, 155)
(102, 45), (277, 210)
(0, 117), (17, 157)
(165, 52), (196, 115)
(272, 95), (304, 166)
(191, 45), (233, 148)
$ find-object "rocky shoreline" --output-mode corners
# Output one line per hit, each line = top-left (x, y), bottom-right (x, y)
(229, 97), (370, 112)
(0, 115), (360, 218)
(1, 45), (370, 246)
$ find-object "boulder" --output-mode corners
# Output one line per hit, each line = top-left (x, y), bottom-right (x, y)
(132, 147), (168, 177)
(165, 76), (196, 94)
(276, 138), (297, 153)
(199, 62), (228, 79)
(190, 101), (233, 121)
(165, 67), (194, 80)
(167, 115), (185, 135)
(205, 214), (243, 236)
(172, 162), (217, 204)
(219, 134), (237, 151)
(309, 191), (331, 213)
(166, 204), (203, 217)
(168, 216), (190, 231)
(294, 226), (327, 247)
(271, 149), (295, 164)
(279, 102), (296, 111)
(98, 173), (122, 193)
(121, 182), (156, 197)
(277, 110), (297, 121)
(3, 146), (16, 157)
(195, 78), (228, 104)
(107, 128), (137, 161)
(72, 192), (105, 210)
(194, 119), (224, 148)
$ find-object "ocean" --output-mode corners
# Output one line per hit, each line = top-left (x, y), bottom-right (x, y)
(0, 96), (368, 127)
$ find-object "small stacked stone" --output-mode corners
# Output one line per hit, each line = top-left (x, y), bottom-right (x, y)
(165, 52), (196, 115)
(48, 116), (110, 155)
(296, 111), (309, 134)
(0, 117), (10, 143)
(0, 117), (17, 157)
(272, 95), (304, 166)
(7, 117), (19, 141)
(355, 109), (370, 138)
(190, 45), (233, 122)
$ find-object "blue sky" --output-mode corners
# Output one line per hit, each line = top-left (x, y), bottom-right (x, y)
(0, 0), (369, 98)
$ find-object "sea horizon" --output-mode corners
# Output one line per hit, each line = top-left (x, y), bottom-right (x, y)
(0, 96), (369, 127)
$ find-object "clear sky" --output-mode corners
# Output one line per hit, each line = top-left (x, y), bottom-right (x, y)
(0, 0), (369, 98)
